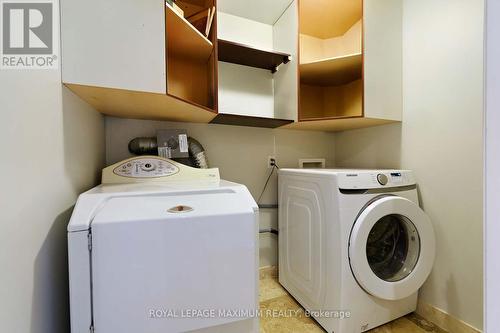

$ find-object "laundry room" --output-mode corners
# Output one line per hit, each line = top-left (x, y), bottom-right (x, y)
(0, 0), (496, 333)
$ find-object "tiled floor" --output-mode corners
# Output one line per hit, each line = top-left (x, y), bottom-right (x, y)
(259, 268), (446, 333)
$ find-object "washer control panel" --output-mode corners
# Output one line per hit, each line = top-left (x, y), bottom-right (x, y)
(102, 156), (220, 184)
(376, 173), (389, 185)
(338, 170), (415, 189)
(113, 157), (179, 178)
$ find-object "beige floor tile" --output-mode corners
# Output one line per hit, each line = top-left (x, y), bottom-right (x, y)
(260, 278), (288, 302)
(259, 266), (278, 280)
(368, 317), (426, 333)
(259, 295), (326, 333)
(406, 313), (448, 333)
(258, 270), (442, 333)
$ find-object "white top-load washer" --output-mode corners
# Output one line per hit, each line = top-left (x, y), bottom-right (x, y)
(278, 169), (435, 333)
(68, 156), (259, 333)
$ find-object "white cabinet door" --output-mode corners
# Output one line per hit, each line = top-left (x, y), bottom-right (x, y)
(61, 0), (166, 93)
(274, 0), (299, 121)
(364, 0), (403, 121)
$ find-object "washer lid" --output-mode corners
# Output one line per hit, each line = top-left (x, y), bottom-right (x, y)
(92, 189), (254, 226)
(67, 180), (257, 232)
(349, 196), (435, 300)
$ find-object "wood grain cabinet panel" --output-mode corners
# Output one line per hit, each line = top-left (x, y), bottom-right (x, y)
(293, 0), (402, 131)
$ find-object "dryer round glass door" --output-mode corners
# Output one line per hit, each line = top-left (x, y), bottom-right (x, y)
(349, 196), (435, 301)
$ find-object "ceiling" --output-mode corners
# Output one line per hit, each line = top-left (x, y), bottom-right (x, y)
(300, 0), (362, 39)
(217, 0), (294, 25)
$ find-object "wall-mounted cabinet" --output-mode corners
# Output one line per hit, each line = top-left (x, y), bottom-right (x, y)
(61, 0), (218, 123)
(211, 0), (298, 128)
(286, 0), (402, 131)
(61, 0), (401, 132)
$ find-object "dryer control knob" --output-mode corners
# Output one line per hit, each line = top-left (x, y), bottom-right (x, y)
(377, 174), (388, 185)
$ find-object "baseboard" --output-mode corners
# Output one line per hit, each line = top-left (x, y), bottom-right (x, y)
(416, 301), (482, 333)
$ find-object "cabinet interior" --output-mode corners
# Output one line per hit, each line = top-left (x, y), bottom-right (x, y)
(215, 0), (297, 121)
(166, 0), (218, 111)
(299, 0), (363, 121)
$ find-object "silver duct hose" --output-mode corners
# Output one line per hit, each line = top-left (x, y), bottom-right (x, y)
(128, 136), (209, 169)
(187, 137), (209, 169)
(128, 137), (157, 155)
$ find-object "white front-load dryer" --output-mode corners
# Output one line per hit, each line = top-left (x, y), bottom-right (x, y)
(278, 169), (435, 333)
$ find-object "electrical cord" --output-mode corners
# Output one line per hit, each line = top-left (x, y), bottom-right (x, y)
(257, 160), (280, 205)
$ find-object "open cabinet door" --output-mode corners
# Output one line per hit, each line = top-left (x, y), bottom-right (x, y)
(166, 0), (219, 112)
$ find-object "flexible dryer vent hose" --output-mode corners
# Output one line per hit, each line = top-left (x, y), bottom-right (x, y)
(187, 137), (209, 169)
(128, 136), (209, 169)
(128, 137), (157, 155)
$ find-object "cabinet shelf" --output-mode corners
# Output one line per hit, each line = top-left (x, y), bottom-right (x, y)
(211, 113), (294, 128)
(300, 53), (362, 86)
(166, 4), (213, 61)
(285, 116), (397, 132)
(218, 39), (291, 73)
(65, 84), (216, 123)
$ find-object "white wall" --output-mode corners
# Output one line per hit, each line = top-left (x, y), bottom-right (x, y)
(485, 0), (500, 331)
(0, 58), (104, 333)
(105, 117), (335, 267)
(335, 0), (484, 329)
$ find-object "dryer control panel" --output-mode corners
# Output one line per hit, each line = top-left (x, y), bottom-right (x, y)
(102, 156), (220, 184)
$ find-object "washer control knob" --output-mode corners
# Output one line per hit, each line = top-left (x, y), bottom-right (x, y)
(141, 163), (156, 172)
(377, 174), (388, 185)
